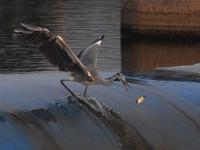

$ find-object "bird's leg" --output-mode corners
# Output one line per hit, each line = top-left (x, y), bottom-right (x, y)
(60, 79), (78, 99)
(83, 85), (88, 97)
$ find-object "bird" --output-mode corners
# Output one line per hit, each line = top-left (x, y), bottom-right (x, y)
(14, 23), (130, 98)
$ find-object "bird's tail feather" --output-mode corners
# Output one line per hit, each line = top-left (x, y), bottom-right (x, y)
(19, 23), (42, 32)
(14, 23), (42, 35)
(14, 28), (33, 34)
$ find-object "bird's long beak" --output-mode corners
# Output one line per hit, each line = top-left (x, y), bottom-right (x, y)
(119, 78), (130, 93)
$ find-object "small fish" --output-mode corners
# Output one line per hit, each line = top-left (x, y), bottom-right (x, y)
(136, 96), (145, 104)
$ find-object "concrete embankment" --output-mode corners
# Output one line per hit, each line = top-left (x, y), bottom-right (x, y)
(122, 0), (200, 40)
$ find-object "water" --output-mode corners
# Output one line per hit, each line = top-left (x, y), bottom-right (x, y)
(1, 71), (200, 150)
(0, 1), (200, 150)
(0, 0), (120, 73)
(121, 41), (200, 74)
(0, 0), (199, 75)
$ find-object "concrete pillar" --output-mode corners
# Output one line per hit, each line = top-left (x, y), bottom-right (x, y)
(122, 0), (200, 40)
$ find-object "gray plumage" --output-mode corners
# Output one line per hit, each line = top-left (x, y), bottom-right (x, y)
(14, 23), (129, 96)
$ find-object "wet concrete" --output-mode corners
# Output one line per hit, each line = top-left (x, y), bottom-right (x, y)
(0, 71), (200, 149)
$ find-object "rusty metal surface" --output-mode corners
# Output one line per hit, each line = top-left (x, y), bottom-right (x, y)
(122, 0), (200, 38)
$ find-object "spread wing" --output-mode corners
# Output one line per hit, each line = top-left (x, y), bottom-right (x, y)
(14, 23), (94, 80)
(78, 35), (104, 74)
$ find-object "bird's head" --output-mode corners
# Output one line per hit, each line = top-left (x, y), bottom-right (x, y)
(91, 34), (105, 46)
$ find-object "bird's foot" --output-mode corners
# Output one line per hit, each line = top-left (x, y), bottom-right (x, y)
(84, 96), (104, 114)
(87, 96), (97, 101)
(68, 94), (105, 114)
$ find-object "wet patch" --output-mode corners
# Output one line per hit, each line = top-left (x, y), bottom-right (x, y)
(31, 109), (56, 122)
(72, 95), (154, 150)
(9, 111), (63, 150)
(2, 100), (120, 150)
(0, 115), (5, 123)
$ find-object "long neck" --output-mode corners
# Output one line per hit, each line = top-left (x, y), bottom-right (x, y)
(104, 74), (118, 85)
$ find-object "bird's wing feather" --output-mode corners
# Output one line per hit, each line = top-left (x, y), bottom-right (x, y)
(78, 43), (98, 72)
(78, 35), (104, 74)
(14, 23), (94, 80)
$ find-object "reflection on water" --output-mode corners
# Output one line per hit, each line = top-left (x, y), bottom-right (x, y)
(121, 41), (200, 74)
(1, 0), (199, 75)
(0, 0), (120, 73)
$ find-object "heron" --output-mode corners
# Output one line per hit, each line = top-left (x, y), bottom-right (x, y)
(14, 23), (130, 98)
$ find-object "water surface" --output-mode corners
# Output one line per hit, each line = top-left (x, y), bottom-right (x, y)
(0, 0), (120, 73)
(121, 41), (200, 74)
